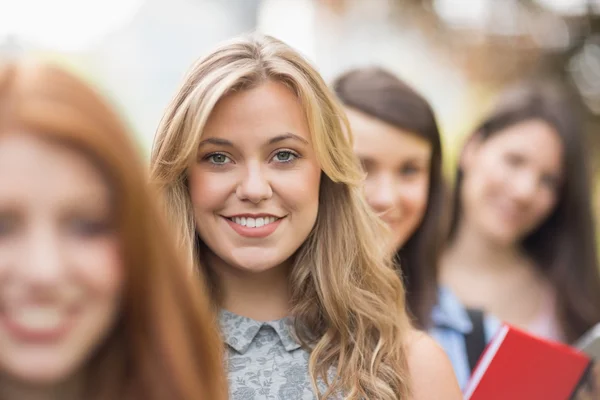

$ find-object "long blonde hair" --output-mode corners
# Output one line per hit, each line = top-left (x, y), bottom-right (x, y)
(150, 33), (412, 399)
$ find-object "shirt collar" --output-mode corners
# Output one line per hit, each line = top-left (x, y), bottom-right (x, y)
(219, 309), (301, 354)
(430, 286), (473, 334)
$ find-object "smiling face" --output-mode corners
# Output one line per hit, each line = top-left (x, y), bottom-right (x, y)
(0, 133), (123, 386)
(187, 81), (321, 274)
(348, 108), (432, 252)
(461, 119), (564, 245)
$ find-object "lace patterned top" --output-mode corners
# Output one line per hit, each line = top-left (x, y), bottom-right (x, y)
(219, 309), (321, 400)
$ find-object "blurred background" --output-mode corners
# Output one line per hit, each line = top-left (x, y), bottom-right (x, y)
(1, 0), (599, 181)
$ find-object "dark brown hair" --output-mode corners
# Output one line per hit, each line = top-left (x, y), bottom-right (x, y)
(448, 81), (600, 343)
(333, 67), (445, 328)
(0, 60), (227, 399)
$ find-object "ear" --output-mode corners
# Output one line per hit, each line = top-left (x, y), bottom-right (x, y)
(459, 131), (483, 172)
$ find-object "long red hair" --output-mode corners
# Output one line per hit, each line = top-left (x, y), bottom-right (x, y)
(0, 60), (227, 400)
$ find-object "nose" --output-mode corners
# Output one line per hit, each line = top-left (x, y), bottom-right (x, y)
(236, 161), (273, 204)
(511, 171), (538, 204)
(366, 173), (397, 216)
(20, 223), (66, 286)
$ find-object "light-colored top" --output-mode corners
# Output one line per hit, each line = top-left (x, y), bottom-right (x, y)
(428, 286), (503, 390)
(219, 309), (323, 400)
(526, 289), (565, 343)
(220, 289), (499, 398)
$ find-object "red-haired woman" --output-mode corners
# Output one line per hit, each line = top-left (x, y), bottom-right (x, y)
(0, 60), (227, 400)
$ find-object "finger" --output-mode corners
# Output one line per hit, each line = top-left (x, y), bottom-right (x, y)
(574, 385), (593, 400)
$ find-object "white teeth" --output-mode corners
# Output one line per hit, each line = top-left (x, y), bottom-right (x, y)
(11, 307), (64, 331)
(230, 216), (279, 228)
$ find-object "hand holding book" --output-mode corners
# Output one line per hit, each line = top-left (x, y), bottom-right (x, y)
(573, 363), (600, 400)
(572, 323), (600, 400)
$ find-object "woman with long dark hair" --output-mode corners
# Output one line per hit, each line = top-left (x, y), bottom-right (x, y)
(442, 81), (600, 344)
(333, 66), (501, 389)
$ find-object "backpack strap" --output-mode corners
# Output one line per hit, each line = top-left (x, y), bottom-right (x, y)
(465, 308), (486, 373)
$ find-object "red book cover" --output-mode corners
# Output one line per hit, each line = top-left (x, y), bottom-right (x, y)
(464, 324), (592, 400)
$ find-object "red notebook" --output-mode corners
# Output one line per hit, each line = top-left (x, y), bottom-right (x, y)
(464, 324), (592, 400)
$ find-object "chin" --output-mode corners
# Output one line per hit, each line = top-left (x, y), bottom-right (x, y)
(235, 263), (283, 274)
(6, 358), (79, 385)
(227, 247), (291, 274)
(486, 227), (521, 246)
(478, 217), (517, 244)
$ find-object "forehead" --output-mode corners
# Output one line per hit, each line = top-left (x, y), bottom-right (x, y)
(202, 80), (311, 144)
(347, 108), (432, 159)
(0, 133), (109, 202)
(483, 120), (562, 153)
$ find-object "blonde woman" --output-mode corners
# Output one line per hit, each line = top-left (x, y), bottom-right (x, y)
(151, 33), (461, 400)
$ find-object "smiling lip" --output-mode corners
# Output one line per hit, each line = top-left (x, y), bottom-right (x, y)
(222, 214), (284, 238)
(0, 307), (75, 343)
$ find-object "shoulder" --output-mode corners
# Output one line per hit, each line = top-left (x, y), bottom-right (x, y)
(405, 329), (463, 400)
(433, 286), (502, 343)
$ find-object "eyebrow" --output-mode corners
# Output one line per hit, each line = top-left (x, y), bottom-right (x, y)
(198, 137), (233, 147)
(268, 132), (309, 145)
(198, 132), (309, 148)
(402, 156), (430, 163)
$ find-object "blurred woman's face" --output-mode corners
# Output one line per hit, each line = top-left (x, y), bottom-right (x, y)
(348, 108), (432, 252)
(460, 119), (563, 245)
(0, 134), (122, 386)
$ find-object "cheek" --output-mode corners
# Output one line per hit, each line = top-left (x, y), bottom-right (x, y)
(277, 166), (321, 213)
(532, 191), (558, 221)
(399, 181), (429, 213)
(362, 178), (377, 206)
(188, 167), (231, 213)
(464, 158), (505, 203)
(0, 245), (16, 276)
(68, 238), (122, 362)
(72, 238), (123, 295)
(396, 181), (429, 237)
(303, 167), (322, 205)
(363, 175), (378, 192)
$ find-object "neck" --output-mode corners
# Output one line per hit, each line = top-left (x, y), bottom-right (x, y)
(444, 219), (525, 273)
(207, 254), (291, 322)
(0, 372), (84, 400)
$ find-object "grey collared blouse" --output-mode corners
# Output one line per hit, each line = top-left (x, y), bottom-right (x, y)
(219, 309), (321, 400)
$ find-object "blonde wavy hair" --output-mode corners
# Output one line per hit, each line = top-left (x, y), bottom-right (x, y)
(150, 33), (412, 399)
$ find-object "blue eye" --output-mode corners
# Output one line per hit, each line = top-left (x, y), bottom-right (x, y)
(207, 153), (231, 165)
(272, 151), (298, 163)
